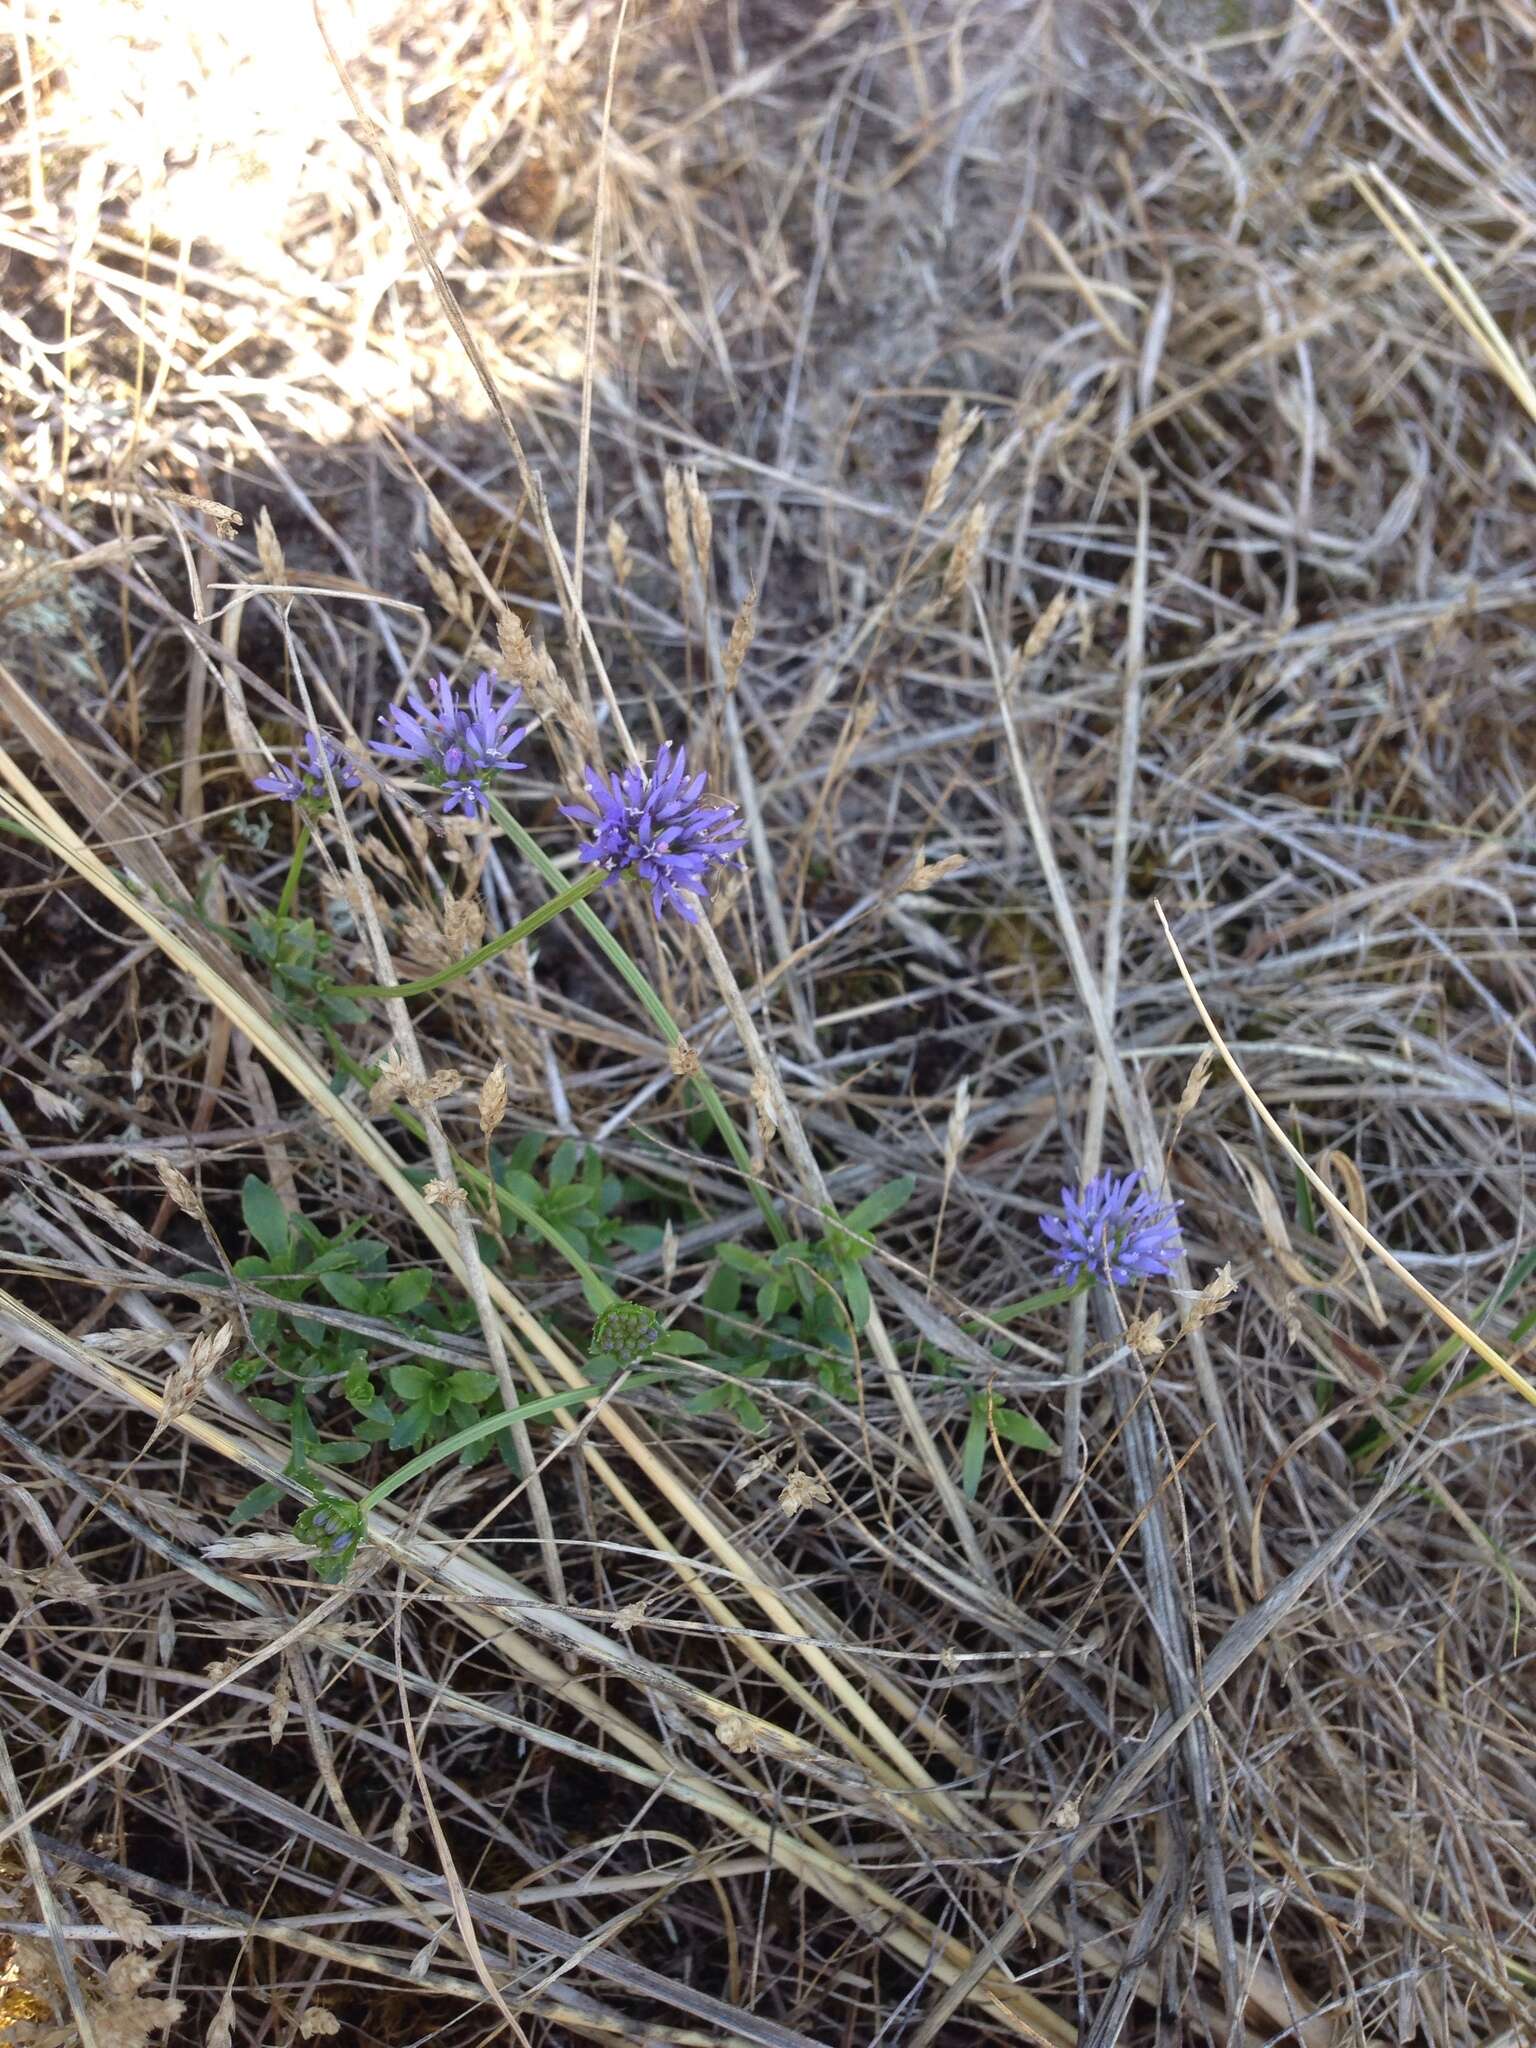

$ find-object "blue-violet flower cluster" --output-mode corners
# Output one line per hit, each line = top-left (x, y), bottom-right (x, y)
(562, 742), (745, 923)
(1041, 1169), (1182, 1288)
(371, 671), (530, 817)
(253, 731), (361, 805)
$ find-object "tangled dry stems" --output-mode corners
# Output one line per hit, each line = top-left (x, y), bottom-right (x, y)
(2, 1), (1536, 2043)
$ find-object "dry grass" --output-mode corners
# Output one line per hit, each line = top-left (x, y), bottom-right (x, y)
(3, 0), (1536, 2042)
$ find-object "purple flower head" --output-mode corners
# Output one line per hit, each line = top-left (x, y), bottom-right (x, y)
(561, 742), (746, 924)
(370, 671), (530, 817)
(252, 731), (361, 805)
(1040, 1169), (1182, 1289)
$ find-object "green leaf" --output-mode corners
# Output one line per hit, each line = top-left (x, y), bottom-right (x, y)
(548, 1140), (579, 1189)
(428, 1382), (453, 1416)
(343, 1366), (376, 1412)
(312, 1439), (370, 1465)
(388, 1364), (432, 1401)
(228, 1480), (284, 1527)
(446, 1369), (498, 1405)
(385, 1269), (433, 1314)
(839, 1260), (871, 1331)
(390, 1402), (431, 1451)
(241, 1176), (292, 1263)
(655, 1329), (709, 1358)
(990, 1404), (1054, 1453)
(844, 1176), (915, 1239)
(318, 1272), (369, 1311)
(961, 1399), (988, 1499)
(717, 1242), (774, 1278)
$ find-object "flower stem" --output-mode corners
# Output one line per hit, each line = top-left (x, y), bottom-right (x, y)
(276, 822), (311, 921)
(486, 796), (789, 1246)
(357, 1372), (664, 1515)
(339, 870), (603, 999)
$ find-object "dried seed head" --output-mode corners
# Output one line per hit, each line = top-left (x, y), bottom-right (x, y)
(159, 1321), (236, 1432)
(607, 516), (632, 585)
(423, 1178), (468, 1210)
(478, 1062), (509, 1138)
(1125, 1311), (1167, 1361)
(942, 498), (990, 602)
(78, 1879), (158, 1949)
(921, 398), (982, 517)
(723, 579), (758, 693)
(750, 1071), (777, 1149)
(716, 1711), (759, 1755)
(443, 894), (486, 955)
(1180, 1263), (1238, 1335)
(669, 1038), (701, 1080)
(1021, 587), (1071, 663)
(404, 1066), (462, 1110)
(369, 1046), (412, 1112)
(152, 1156), (204, 1220)
(684, 467), (713, 565)
(777, 1469), (832, 1519)
(1174, 1047), (1215, 1130)
(905, 847), (967, 893)
(664, 465), (692, 587)
(255, 505), (287, 587)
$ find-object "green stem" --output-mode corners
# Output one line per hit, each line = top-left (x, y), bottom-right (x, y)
(975, 1279), (1085, 1328)
(357, 1372), (664, 1514)
(339, 870), (604, 999)
(486, 795), (789, 1247)
(277, 822), (311, 922)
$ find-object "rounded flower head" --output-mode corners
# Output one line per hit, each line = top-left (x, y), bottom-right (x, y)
(591, 1300), (663, 1365)
(1040, 1169), (1182, 1288)
(252, 731), (360, 806)
(371, 671), (530, 817)
(562, 742), (745, 924)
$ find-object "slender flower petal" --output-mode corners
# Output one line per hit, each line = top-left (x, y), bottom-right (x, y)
(561, 741), (745, 923)
(1040, 1169), (1182, 1287)
(252, 731), (360, 804)
(370, 671), (530, 816)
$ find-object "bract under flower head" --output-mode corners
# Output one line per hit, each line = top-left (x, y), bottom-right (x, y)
(1040, 1169), (1182, 1288)
(561, 742), (745, 923)
(371, 671), (530, 817)
(252, 731), (361, 805)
